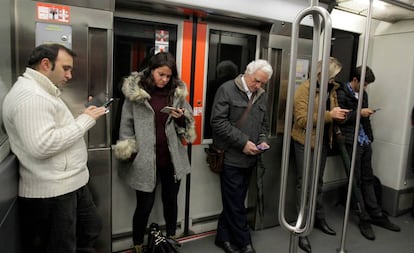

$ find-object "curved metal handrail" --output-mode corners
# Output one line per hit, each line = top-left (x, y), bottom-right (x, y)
(278, 4), (332, 253)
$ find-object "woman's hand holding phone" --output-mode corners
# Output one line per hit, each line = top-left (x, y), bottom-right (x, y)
(161, 106), (184, 118)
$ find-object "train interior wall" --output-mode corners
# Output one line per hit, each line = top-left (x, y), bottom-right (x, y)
(366, 20), (414, 215)
(1, 1), (414, 253)
(0, 0), (17, 252)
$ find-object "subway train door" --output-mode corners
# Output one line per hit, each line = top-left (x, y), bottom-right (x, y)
(13, 1), (114, 252)
(190, 23), (260, 232)
(110, 13), (262, 250)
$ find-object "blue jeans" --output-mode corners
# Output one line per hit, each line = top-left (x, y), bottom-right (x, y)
(18, 185), (102, 253)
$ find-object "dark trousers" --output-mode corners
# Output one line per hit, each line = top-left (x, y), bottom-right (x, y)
(293, 140), (328, 220)
(132, 165), (180, 245)
(18, 185), (102, 253)
(216, 163), (253, 249)
(345, 143), (382, 218)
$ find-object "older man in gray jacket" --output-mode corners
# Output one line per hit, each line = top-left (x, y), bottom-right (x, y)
(211, 59), (273, 253)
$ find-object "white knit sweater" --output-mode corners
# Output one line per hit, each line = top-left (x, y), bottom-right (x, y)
(2, 68), (96, 198)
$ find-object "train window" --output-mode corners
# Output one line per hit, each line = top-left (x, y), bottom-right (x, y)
(265, 48), (284, 136)
(204, 29), (257, 140)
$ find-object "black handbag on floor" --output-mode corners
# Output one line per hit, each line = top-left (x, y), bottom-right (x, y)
(147, 223), (181, 253)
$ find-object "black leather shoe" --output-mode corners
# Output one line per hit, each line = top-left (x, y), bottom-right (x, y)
(314, 218), (336, 235)
(215, 240), (241, 253)
(371, 214), (401, 232)
(240, 244), (255, 253)
(359, 220), (375, 240)
(298, 236), (311, 253)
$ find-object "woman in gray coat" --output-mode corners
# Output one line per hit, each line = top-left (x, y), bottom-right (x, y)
(114, 52), (196, 253)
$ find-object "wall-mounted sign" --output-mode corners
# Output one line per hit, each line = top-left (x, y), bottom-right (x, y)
(155, 30), (169, 54)
(37, 3), (70, 23)
(35, 22), (72, 49)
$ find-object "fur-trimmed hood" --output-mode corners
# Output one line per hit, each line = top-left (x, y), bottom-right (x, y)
(121, 71), (188, 103)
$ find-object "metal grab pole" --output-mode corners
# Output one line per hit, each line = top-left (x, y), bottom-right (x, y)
(278, 3), (332, 253)
(337, 0), (374, 252)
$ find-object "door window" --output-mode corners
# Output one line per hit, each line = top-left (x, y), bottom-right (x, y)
(204, 29), (256, 140)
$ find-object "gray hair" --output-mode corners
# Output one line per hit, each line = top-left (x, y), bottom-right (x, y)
(244, 59), (273, 80)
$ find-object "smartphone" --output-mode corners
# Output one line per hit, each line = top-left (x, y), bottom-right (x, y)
(257, 145), (270, 151)
(160, 106), (177, 114)
(373, 108), (381, 112)
(102, 98), (114, 108)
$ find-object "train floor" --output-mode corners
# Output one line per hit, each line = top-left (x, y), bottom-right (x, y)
(179, 205), (414, 253)
(119, 201), (414, 253)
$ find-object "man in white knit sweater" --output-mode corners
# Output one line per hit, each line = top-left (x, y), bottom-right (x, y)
(2, 44), (107, 253)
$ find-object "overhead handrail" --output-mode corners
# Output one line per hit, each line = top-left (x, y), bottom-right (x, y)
(278, 2), (332, 253)
(337, 0), (374, 252)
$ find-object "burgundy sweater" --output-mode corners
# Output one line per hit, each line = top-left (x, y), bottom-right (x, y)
(149, 87), (185, 169)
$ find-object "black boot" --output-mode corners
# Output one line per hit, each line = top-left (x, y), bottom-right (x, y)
(298, 236), (311, 253)
(359, 220), (375, 240)
(314, 218), (336, 235)
(215, 240), (241, 253)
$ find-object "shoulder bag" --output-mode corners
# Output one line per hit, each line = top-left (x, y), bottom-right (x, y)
(205, 93), (256, 173)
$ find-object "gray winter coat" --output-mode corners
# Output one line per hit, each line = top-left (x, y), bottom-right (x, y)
(211, 74), (269, 168)
(114, 71), (196, 192)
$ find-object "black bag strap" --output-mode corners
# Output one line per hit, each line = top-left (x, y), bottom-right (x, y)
(210, 91), (256, 152)
(236, 92), (256, 128)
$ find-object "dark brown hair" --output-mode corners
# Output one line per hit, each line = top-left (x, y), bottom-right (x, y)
(140, 52), (179, 105)
(27, 43), (76, 71)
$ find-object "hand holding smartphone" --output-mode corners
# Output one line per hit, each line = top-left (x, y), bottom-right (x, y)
(85, 93), (112, 108)
(257, 144), (270, 151)
(102, 98), (114, 108)
(160, 106), (178, 114)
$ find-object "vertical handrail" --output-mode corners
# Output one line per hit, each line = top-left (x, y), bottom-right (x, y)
(278, 3), (332, 253)
(337, 0), (374, 252)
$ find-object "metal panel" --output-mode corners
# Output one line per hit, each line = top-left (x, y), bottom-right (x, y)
(14, 1), (113, 119)
(88, 28), (112, 148)
(0, 155), (20, 253)
(88, 149), (112, 253)
(0, 0), (12, 86)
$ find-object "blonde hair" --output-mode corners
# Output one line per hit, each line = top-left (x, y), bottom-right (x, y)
(317, 57), (342, 81)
